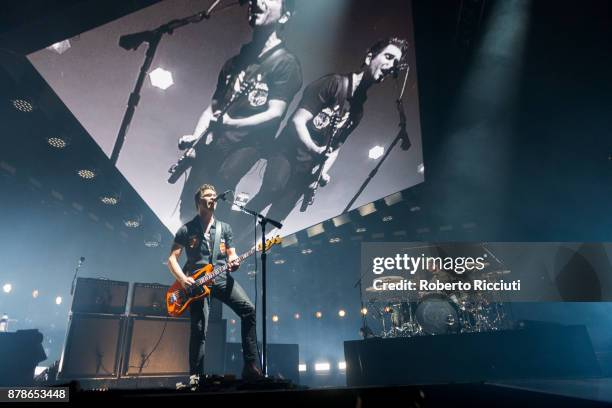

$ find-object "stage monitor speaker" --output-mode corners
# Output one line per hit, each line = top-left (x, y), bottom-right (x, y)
(122, 316), (190, 377)
(344, 324), (602, 386)
(225, 343), (299, 383)
(0, 330), (47, 386)
(59, 313), (125, 379)
(72, 277), (128, 314)
(131, 282), (189, 317)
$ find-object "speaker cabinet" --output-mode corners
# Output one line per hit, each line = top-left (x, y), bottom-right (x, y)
(131, 282), (188, 317)
(122, 316), (190, 377)
(72, 277), (128, 314)
(59, 313), (125, 379)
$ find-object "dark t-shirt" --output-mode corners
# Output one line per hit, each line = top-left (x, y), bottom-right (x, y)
(211, 42), (302, 146)
(174, 216), (234, 275)
(278, 73), (366, 162)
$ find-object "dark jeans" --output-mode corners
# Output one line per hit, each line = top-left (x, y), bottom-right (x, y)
(188, 274), (257, 375)
(243, 152), (313, 226)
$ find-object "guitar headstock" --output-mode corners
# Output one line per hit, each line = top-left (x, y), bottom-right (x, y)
(256, 235), (282, 252)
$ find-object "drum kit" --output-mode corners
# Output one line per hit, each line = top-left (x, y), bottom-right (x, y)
(364, 270), (512, 338)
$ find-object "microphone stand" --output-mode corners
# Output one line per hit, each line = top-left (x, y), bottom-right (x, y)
(70, 257), (84, 296)
(342, 67), (412, 213)
(110, 0), (237, 165)
(234, 202), (282, 378)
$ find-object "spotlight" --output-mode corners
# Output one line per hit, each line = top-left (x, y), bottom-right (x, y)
(360, 307), (368, 315)
(301, 249), (313, 255)
(77, 169), (96, 180)
(273, 259), (285, 265)
(298, 364), (307, 372)
(314, 362), (330, 372)
(32, 290), (39, 298)
(382, 216), (393, 222)
(100, 193), (120, 205)
(46, 136), (69, 149)
(272, 315), (279, 323)
(46, 39), (71, 54)
(315, 311), (322, 319)
(328, 237), (341, 244)
(124, 215), (142, 228)
(338, 309), (346, 318)
(368, 145), (384, 160)
(144, 233), (162, 248)
(11, 99), (34, 112)
(124, 220), (140, 228)
(355, 227), (367, 233)
(55, 296), (62, 305)
(149, 68), (174, 90)
(294, 313), (300, 320)
(2, 283), (12, 293)
(338, 361), (347, 370)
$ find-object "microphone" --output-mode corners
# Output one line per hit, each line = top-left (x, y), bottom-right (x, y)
(213, 190), (233, 202)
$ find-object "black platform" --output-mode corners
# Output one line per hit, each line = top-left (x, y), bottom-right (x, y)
(344, 325), (602, 386)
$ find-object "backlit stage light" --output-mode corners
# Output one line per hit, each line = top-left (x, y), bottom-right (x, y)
(356, 227), (367, 233)
(338, 309), (346, 318)
(100, 193), (120, 205)
(149, 67), (174, 90)
(360, 307), (368, 315)
(328, 237), (341, 244)
(301, 248), (313, 255)
(314, 362), (330, 372)
(32, 290), (39, 298)
(272, 315), (279, 323)
(273, 259), (286, 265)
(294, 313), (300, 320)
(3, 283), (12, 293)
(338, 361), (347, 370)
(47, 39), (71, 54)
(11, 98), (34, 112)
(124, 219), (141, 228)
(298, 364), (307, 372)
(368, 145), (384, 159)
(315, 311), (322, 319)
(382, 215), (393, 222)
(46, 136), (68, 149)
(77, 169), (96, 180)
(55, 296), (62, 305)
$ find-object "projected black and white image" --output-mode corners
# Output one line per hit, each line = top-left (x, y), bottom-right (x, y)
(27, 0), (423, 239)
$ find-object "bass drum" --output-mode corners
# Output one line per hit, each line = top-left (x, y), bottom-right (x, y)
(415, 293), (459, 335)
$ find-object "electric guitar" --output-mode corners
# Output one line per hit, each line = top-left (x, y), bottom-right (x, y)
(167, 79), (257, 184)
(166, 235), (282, 317)
(300, 112), (342, 212)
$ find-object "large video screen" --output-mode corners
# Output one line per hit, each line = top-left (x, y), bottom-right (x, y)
(28, 0), (423, 238)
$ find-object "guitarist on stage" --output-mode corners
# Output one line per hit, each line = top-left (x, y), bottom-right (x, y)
(242, 37), (409, 226)
(168, 184), (262, 380)
(176, 0), (302, 223)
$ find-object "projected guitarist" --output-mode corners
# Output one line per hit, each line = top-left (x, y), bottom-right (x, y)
(167, 184), (262, 380)
(173, 0), (302, 223)
(242, 37), (409, 226)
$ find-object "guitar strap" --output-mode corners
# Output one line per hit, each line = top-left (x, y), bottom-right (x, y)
(210, 219), (222, 266)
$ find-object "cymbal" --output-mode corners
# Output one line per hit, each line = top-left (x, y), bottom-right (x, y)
(375, 275), (404, 283)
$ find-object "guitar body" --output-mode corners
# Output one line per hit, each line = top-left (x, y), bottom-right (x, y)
(165, 235), (282, 317)
(166, 264), (215, 317)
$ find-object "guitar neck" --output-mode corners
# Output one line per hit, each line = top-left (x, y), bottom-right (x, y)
(195, 246), (257, 286)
